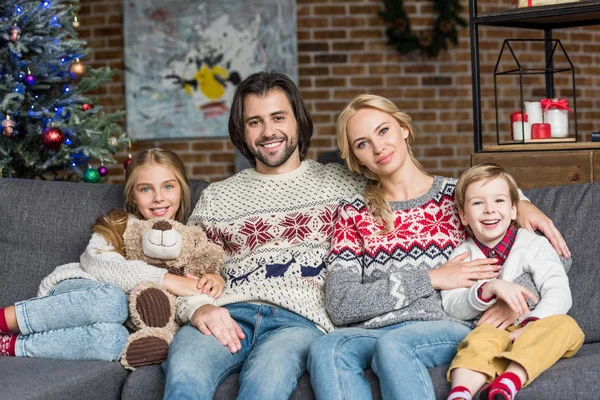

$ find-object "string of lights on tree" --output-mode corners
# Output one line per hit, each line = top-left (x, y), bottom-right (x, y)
(1, 0), (128, 181)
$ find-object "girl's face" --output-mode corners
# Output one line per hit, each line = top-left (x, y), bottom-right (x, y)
(346, 108), (410, 178)
(132, 163), (181, 220)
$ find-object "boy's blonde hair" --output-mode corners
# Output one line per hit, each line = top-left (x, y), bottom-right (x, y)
(455, 163), (520, 231)
(336, 94), (423, 233)
(92, 148), (191, 255)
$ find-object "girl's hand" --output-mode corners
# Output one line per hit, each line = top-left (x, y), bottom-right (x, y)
(517, 200), (570, 258)
(163, 273), (206, 297)
(186, 273), (224, 299)
(484, 280), (538, 317)
(508, 326), (526, 342)
(429, 252), (500, 290)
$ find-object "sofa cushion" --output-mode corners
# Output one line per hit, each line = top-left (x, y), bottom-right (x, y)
(0, 357), (127, 400)
(523, 182), (600, 343)
(0, 178), (208, 306)
(121, 365), (164, 400)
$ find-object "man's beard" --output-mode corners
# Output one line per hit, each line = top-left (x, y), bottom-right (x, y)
(252, 135), (299, 168)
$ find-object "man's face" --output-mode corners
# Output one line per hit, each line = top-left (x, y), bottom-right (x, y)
(243, 89), (301, 174)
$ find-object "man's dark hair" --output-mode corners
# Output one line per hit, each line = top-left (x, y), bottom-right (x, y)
(228, 71), (313, 167)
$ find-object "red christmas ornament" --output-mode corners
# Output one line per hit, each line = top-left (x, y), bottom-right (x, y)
(123, 154), (132, 170)
(41, 127), (64, 150)
(82, 103), (94, 111)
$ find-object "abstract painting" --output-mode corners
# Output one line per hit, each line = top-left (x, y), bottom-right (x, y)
(123, 0), (297, 139)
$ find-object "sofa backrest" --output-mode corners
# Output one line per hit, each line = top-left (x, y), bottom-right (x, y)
(0, 178), (207, 306)
(524, 181), (600, 343)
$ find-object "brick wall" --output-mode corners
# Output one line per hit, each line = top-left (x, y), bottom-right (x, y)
(78, 0), (600, 184)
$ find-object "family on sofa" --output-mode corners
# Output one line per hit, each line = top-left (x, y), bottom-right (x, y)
(0, 71), (581, 400)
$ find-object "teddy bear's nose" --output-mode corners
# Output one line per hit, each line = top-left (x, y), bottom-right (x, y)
(152, 220), (173, 231)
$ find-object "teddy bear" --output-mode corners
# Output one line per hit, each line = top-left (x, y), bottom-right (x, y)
(119, 218), (225, 370)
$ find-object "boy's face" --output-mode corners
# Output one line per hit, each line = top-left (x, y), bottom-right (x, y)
(459, 177), (517, 248)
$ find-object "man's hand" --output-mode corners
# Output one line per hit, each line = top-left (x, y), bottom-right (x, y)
(477, 300), (519, 329)
(517, 200), (570, 258)
(190, 305), (245, 353)
(429, 252), (500, 290)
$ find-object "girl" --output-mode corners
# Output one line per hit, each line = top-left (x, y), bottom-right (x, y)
(307, 95), (569, 400)
(0, 148), (223, 367)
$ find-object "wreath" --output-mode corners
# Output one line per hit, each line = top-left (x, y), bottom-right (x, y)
(379, 0), (467, 57)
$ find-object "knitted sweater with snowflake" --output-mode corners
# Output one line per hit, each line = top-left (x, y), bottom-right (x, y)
(178, 160), (363, 332)
(326, 176), (474, 329)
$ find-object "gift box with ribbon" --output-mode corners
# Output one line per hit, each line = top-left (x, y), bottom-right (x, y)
(516, 0), (579, 8)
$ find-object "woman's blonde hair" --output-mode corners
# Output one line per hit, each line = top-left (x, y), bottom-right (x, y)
(91, 148), (191, 255)
(336, 94), (423, 233)
(455, 163), (520, 232)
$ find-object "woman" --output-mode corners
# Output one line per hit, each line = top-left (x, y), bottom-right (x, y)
(307, 95), (569, 400)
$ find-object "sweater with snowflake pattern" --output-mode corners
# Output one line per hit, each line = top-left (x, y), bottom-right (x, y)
(326, 176), (474, 329)
(178, 160), (364, 332)
(326, 175), (533, 330)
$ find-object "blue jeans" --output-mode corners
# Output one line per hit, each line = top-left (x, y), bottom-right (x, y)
(163, 303), (324, 400)
(14, 279), (128, 361)
(308, 320), (472, 400)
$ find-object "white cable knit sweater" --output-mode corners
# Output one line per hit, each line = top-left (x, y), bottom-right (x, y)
(37, 229), (167, 297)
(177, 160), (364, 332)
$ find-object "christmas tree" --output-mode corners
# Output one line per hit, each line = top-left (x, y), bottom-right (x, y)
(0, 0), (127, 181)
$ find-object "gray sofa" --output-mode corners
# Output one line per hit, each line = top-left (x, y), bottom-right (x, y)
(1, 176), (599, 399)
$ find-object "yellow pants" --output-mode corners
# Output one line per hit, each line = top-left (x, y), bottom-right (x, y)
(447, 315), (584, 386)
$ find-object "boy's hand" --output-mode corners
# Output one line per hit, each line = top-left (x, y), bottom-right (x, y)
(485, 280), (538, 317)
(187, 273), (224, 299)
(508, 326), (526, 341)
(478, 300), (519, 329)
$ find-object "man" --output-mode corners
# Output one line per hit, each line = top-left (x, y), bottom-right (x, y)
(163, 71), (363, 399)
(162, 72), (569, 399)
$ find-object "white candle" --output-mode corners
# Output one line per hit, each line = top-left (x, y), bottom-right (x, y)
(513, 121), (530, 141)
(525, 101), (543, 124)
(544, 109), (569, 137)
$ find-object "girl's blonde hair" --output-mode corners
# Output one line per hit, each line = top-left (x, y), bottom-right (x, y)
(91, 148), (191, 255)
(336, 94), (424, 233)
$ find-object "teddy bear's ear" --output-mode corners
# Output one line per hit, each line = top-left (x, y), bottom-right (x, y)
(123, 218), (154, 261)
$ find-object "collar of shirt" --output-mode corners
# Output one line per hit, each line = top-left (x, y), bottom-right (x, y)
(473, 226), (518, 266)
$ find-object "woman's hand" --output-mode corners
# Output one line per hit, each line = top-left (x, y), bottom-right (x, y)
(190, 305), (245, 353)
(429, 252), (500, 290)
(517, 200), (570, 258)
(483, 280), (538, 317)
(162, 273), (206, 297)
(187, 273), (224, 299)
(477, 300), (519, 329)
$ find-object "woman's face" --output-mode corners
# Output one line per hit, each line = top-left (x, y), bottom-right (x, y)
(346, 108), (410, 178)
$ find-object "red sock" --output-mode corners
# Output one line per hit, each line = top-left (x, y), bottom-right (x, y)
(0, 333), (17, 356)
(0, 308), (10, 333)
(448, 386), (472, 400)
(488, 372), (522, 400)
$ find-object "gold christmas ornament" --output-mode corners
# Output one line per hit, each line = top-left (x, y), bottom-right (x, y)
(108, 137), (118, 146)
(9, 25), (21, 43)
(69, 58), (86, 80)
(72, 16), (80, 28)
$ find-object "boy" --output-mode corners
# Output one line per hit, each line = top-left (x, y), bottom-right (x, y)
(442, 164), (584, 400)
